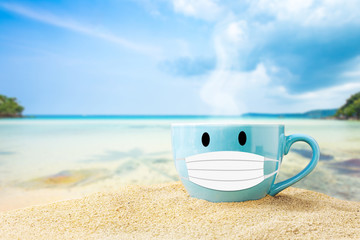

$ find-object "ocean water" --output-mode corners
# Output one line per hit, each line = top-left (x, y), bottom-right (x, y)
(0, 116), (359, 210)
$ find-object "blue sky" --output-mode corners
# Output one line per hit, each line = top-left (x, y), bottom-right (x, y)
(1, 0), (360, 115)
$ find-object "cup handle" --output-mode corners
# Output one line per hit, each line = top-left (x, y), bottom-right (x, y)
(268, 134), (320, 196)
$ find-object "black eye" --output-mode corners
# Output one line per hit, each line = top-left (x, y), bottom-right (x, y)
(202, 132), (210, 147)
(238, 131), (246, 146)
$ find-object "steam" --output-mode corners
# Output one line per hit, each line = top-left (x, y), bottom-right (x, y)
(200, 19), (270, 115)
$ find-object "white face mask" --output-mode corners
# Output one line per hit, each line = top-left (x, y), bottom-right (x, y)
(184, 151), (279, 191)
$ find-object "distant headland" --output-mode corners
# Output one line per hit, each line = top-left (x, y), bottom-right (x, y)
(334, 92), (360, 120)
(0, 94), (24, 118)
(242, 109), (337, 119)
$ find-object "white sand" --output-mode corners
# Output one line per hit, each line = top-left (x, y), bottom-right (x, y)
(0, 182), (359, 239)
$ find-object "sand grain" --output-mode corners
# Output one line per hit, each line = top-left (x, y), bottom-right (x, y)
(0, 182), (359, 239)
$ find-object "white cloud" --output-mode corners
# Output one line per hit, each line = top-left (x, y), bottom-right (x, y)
(198, 18), (269, 115)
(225, 21), (248, 44)
(201, 58), (360, 114)
(279, 82), (360, 112)
(197, 13), (360, 114)
(293, 82), (360, 100)
(250, 0), (360, 26)
(198, 18), (269, 114)
(212, 19), (255, 70)
(173, 0), (360, 26)
(172, 0), (222, 21)
(0, 2), (160, 56)
(178, 0), (360, 114)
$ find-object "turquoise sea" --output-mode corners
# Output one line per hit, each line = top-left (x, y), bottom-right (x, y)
(0, 116), (359, 210)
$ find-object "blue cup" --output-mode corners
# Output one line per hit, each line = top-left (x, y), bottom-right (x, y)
(171, 123), (320, 202)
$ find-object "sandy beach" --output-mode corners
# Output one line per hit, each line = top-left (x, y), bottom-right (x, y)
(0, 182), (359, 240)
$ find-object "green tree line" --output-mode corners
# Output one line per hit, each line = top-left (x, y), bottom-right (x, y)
(0, 94), (24, 117)
(335, 92), (360, 119)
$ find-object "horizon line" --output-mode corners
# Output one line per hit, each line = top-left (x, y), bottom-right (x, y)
(15, 109), (337, 118)
(23, 108), (337, 116)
